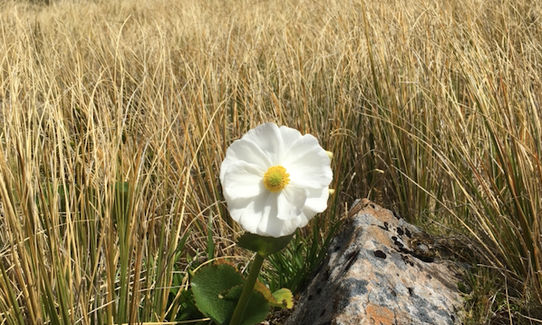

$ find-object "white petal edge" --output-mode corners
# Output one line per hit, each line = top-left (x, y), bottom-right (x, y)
(274, 186), (307, 221)
(285, 140), (332, 190)
(239, 123), (284, 165)
(221, 160), (265, 201)
(224, 137), (272, 171)
(303, 186), (330, 215)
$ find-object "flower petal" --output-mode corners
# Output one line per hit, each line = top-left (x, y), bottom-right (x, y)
(287, 161), (332, 190)
(278, 126), (302, 151)
(225, 138), (272, 170)
(240, 123), (284, 164)
(274, 186), (306, 221)
(221, 160), (264, 201)
(303, 187), (329, 215)
(284, 135), (332, 189)
(227, 191), (270, 234)
(283, 134), (323, 164)
(288, 213), (310, 231)
(227, 191), (285, 237)
(255, 193), (285, 236)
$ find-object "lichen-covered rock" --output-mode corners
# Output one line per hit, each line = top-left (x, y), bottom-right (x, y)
(285, 199), (465, 325)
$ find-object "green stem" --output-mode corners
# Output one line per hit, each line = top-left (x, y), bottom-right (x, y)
(229, 253), (265, 325)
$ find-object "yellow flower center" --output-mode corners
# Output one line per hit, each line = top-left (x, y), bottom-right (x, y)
(263, 165), (290, 192)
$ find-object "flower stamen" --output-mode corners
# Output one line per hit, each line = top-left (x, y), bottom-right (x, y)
(263, 165), (290, 192)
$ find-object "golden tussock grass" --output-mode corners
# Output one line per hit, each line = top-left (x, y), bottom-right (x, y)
(0, 0), (541, 323)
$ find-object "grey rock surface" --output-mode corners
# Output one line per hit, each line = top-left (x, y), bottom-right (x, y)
(285, 199), (465, 325)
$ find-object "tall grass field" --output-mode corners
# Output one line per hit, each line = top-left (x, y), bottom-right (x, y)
(0, 0), (541, 323)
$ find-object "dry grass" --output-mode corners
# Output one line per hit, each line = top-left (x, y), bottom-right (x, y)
(0, 0), (541, 323)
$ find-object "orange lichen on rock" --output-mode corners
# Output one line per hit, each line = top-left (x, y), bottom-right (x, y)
(365, 303), (395, 325)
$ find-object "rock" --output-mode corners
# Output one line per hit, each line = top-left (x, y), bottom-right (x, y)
(285, 199), (465, 325)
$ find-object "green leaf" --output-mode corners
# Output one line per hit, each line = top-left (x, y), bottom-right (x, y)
(174, 289), (205, 321)
(191, 264), (243, 324)
(271, 288), (293, 309)
(225, 285), (270, 325)
(237, 233), (293, 256)
(191, 264), (269, 325)
(253, 281), (292, 309)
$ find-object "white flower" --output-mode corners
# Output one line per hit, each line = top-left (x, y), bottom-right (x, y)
(220, 123), (333, 237)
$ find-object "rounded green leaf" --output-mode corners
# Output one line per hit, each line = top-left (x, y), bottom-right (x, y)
(191, 264), (270, 325)
(191, 264), (243, 324)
